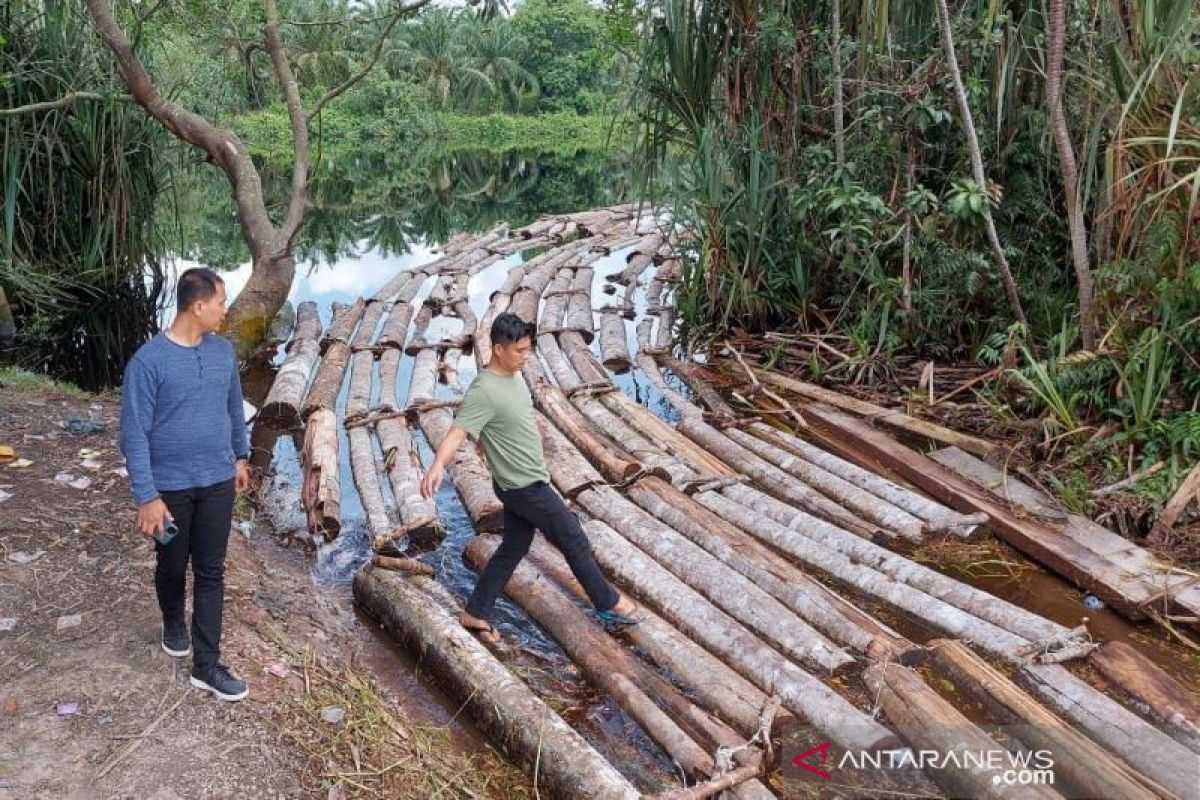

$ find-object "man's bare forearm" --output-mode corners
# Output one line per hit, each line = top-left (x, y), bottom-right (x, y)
(432, 426), (469, 470)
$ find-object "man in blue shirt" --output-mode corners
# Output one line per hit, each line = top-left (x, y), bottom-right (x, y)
(120, 268), (252, 702)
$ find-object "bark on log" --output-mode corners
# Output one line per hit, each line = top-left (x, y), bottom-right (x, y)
(561, 330), (611, 385)
(410, 350), (503, 532)
(1018, 663), (1200, 800)
(723, 425), (927, 540)
(714, 482), (1071, 647)
(563, 267), (595, 341)
(601, 391), (736, 478)
(302, 342), (353, 420)
(536, 411), (603, 497)
(302, 408), (341, 539)
(747, 421), (985, 536)
(353, 568), (640, 799)
(575, 486), (855, 675)
(697, 490), (1039, 659)
(1091, 641), (1200, 754)
(371, 554), (435, 576)
(753, 368), (998, 458)
(572, 395), (692, 484)
(579, 516), (899, 753)
(676, 416), (883, 540)
(525, 536), (771, 738)
(862, 662), (1062, 800)
(376, 347), (439, 543)
(930, 639), (1165, 800)
(465, 535), (774, 800)
(636, 318), (699, 420)
(261, 301), (324, 426)
(320, 297), (366, 353)
(598, 312), (632, 372)
(377, 301), (416, 350)
(659, 355), (736, 420)
(626, 477), (878, 656)
(656, 307), (675, 351)
(526, 371), (643, 483)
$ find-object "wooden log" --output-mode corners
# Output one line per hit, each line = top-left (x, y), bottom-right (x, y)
(697, 490), (1040, 659)
(561, 330), (611, 385)
(1151, 461), (1200, 542)
(747, 421), (986, 536)
(723, 425), (927, 540)
(563, 267), (596, 341)
(465, 535), (775, 799)
(715, 482), (1070, 646)
(409, 350), (503, 532)
(578, 516), (899, 753)
(302, 335), (358, 421)
(371, 554), (434, 576)
(302, 408), (341, 540)
(376, 302), (416, 350)
(525, 536), (771, 738)
(753, 368), (998, 458)
(575, 486), (855, 675)
(656, 307), (675, 351)
(929, 639), (1164, 800)
(598, 312), (631, 372)
(343, 300), (396, 545)
(320, 297), (366, 352)
(1018, 663), (1200, 800)
(862, 662), (1062, 800)
(1091, 641), (1200, 753)
(535, 411), (603, 497)
(626, 476), (879, 656)
(808, 406), (1161, 618)
(676, 415), (884, 541)
(635, 317), (699, 419)
(611, 234), (664, 285)
(659, 355), (737, 420)
(260, 302), (324, 427)
(353, 568), (640, 799)
(572, 395), (693, 484)
(526, 369), (643, 483)
(647, 761), (763, 800)
(376, 347), (439, 543)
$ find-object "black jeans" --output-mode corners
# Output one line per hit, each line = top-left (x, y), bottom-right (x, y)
(465, 480), (619, 621)
(156, 478), (235, 672)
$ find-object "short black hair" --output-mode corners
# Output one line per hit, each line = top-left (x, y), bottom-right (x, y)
(491, 312), (536, 346)
(177, 267), (225, 311)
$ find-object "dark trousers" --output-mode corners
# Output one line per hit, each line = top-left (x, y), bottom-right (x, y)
(465, 480), (619, 621)
(156, 478), (235, 672)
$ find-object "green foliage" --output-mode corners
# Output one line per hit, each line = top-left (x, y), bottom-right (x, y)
(511, 0), (615, 113)
(0, 366), (90, 398)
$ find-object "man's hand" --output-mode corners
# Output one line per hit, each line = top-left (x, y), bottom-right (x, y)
(235, 459), (253, 494)
(137, 498), (173, 541)
(420, 463), (444, 500)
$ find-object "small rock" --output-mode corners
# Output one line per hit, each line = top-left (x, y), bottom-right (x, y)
(0, 618), (16, 632)
(2, 697), (18, 716)
(81, 458), (103, 470)
(1083, 594), (1105, 610)
(0, 489), (11, 504)
(265, 661), (290, 678)
(320, 706), (345, 725)
(7, 550), (45, 565)
(56, 701), (80, 717)
(8, 458), (32, 468)
(56, 613), (82, 631)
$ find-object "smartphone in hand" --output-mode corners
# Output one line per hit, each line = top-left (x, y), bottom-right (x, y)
(153, 520), (180, 547)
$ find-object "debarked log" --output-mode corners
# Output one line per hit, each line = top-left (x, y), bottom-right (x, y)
(353, 568), (640, 799)
(598, 312), (632, 372)
(302, 408), (341, 540)
(862, 662), (1062, 800)
(320, 296), (366, 353)
(261, 300), (323, 427)
(376, 347), (439, 544)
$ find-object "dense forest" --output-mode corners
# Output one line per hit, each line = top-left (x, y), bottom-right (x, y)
(2, 0), (1199, 514)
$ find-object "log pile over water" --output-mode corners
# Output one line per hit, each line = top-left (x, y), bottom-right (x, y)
(263, 205), (1200, 799)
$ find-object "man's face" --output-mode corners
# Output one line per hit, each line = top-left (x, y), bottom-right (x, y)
(191, 283), (228, 333)
(493, 336), (533, 372)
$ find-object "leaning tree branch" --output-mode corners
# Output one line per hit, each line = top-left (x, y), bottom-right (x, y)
(0, 91), (132, 117)
(264, 0), (309, 248)
(306, 0), (435, 124)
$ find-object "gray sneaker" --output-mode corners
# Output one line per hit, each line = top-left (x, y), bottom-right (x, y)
(161, 619), (191, 658)
(190, 663), (249, 702)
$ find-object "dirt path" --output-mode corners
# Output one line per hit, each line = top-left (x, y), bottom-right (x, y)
(0, 379), (531, 799)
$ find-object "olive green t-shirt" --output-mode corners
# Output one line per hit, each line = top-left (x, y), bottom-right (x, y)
(452, 369), (549, 491)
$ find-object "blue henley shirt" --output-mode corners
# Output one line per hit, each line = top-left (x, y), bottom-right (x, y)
(119, 332), (249, 505)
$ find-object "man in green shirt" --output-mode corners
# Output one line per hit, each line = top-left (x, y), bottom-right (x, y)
(420, 313), (638, 643)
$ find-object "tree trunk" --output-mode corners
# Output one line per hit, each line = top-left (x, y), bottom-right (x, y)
(933, 0), (1027, 325)
(863, 662), (1061, 800)
(224, 253), (297, 355)
(0, 286), (18, 346)
(831, 0), (846, 167)
(1046, 0), (1096, 349)
(578, 516), (899, 753)
(930, 639), (1165, 799)
(353, 568), (641, 799)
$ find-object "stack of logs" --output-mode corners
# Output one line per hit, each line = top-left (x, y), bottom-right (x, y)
(261, 205), (1200, 800)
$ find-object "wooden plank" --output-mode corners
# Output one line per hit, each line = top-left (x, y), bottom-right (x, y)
(1091, 641), (1200, 754)
(804, 406), (1158, 617)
